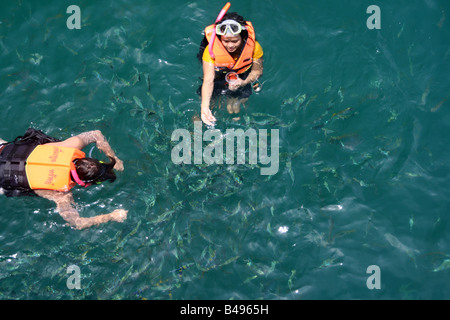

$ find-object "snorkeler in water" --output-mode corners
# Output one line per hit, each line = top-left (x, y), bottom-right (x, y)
(0, 128), (127, 230)
(198, 8), (264, 126)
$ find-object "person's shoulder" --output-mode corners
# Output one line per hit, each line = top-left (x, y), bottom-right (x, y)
(202, 45), (215, 63)
(45, 136), (83, 150)
(34, 189), (70, 201)
(253, 41), (263, 59)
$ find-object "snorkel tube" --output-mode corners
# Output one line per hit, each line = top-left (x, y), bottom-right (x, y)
(209, 2), (231, 60)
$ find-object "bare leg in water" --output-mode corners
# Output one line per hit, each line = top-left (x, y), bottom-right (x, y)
(227, 97), (248, 121)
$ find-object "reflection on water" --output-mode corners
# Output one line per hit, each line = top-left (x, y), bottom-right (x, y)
(0, 0), (449, 300)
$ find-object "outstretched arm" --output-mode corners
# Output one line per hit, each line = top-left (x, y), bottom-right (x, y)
(49, 130), (124, 171)
(35, 190), (127, 230)
(200, 61), (217, 126)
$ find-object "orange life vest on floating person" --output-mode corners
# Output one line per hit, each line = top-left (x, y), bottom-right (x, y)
(204, 21), (256, 74)
(25, 145), (85, 192)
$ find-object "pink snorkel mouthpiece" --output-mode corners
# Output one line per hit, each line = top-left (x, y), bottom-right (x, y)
(71, 169), (89, 188)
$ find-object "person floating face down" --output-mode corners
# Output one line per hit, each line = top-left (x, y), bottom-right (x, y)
(199, 12), (264, 126)
(0, 128), (127, 230)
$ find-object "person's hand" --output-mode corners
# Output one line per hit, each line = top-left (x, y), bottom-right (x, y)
(201, 106), (216, 126)
(228, 78), (246, 91)
(113, 157), (124, 171)
(111, 209), (128, 223)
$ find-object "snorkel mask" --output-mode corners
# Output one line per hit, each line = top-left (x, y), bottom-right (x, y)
(215, 19), (245, 36)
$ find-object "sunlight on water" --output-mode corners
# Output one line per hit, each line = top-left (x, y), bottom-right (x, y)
(0, 0), (449, 300)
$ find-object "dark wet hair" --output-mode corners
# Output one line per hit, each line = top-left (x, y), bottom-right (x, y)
(217, 12), (249, 41)
(74, 157), (116, 184)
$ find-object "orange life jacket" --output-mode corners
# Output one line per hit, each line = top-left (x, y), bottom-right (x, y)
(25, 145), (85, 192)
(204, 21), (256, 74)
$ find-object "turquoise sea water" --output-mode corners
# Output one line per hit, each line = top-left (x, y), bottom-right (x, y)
(0, 0), (449, 300)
